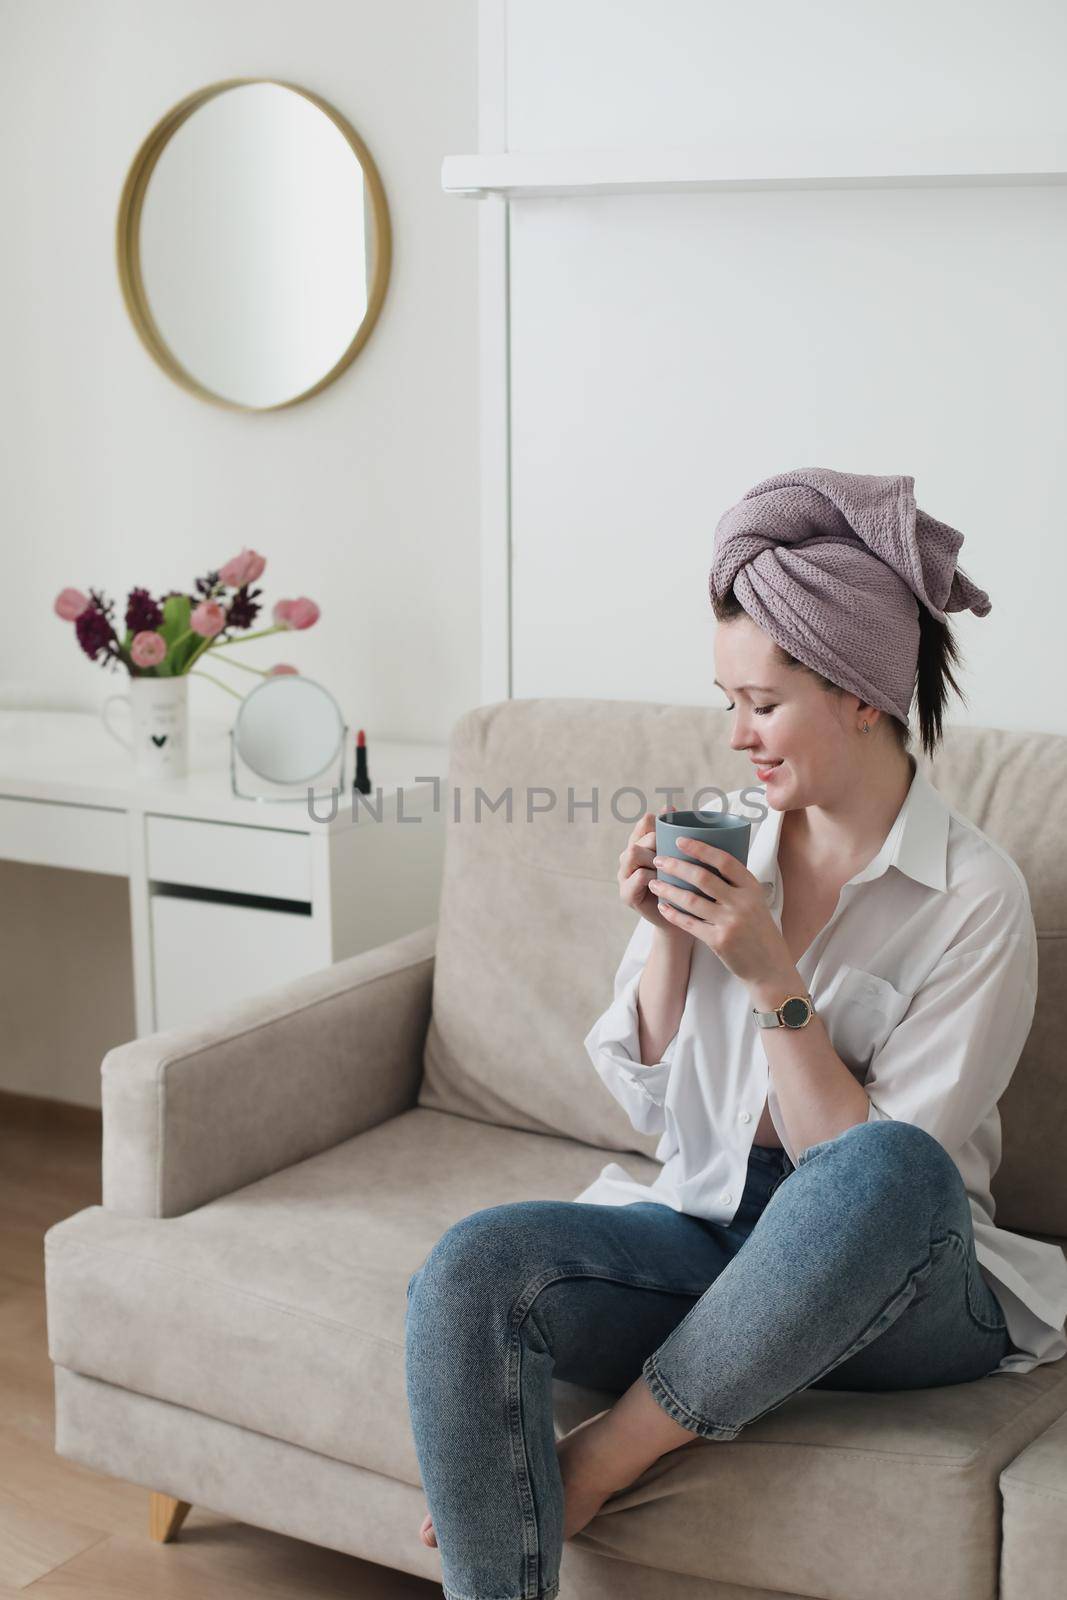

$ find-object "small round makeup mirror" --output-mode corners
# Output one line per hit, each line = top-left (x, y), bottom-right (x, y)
(230, 676), (346, 799)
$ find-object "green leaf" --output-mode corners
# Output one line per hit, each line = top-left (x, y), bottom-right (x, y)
(159, 594), (196, 675)
(159, 593), (191, 641)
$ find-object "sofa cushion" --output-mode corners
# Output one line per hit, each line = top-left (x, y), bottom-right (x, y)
(999, 1410), (1067, 1600)
(45, 1104), (1067, 1600)
(418, 701), (1067, 1234)
(45, 1105), (609, 1486)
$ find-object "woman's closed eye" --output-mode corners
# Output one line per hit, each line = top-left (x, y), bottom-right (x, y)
(724, 702), (776, 715)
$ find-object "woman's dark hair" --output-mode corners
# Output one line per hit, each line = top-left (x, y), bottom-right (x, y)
(710, 588), (968, 761)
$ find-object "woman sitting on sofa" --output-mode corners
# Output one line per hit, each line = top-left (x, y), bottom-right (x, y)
(405, 467), (1067, 1600)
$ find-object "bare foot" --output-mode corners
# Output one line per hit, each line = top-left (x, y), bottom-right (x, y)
(417, 1408), (621, 1551)
(555, 1408), (621, 1540)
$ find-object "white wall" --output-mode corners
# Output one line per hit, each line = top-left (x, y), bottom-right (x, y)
(0, 0), (481, 739)
(501, 0), (1067, 737)
(506, 0), (1067, 152)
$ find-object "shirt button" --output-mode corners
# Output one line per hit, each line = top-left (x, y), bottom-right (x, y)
(720, 1190), (732, 1204)
(739, 1111), (751, 1123)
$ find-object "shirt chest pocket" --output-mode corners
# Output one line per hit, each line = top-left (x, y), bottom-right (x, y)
(822, 965), (913, 1078)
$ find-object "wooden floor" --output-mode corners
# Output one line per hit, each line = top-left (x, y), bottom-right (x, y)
(0, 1090), (439, 1598)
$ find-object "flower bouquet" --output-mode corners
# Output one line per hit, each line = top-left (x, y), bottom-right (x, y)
(54, 548), (320, 779)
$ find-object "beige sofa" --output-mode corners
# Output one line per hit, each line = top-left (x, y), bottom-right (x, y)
(44, 699), (1067, 1600)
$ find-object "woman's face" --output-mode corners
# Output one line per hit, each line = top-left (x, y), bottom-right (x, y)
(714, 615), (857, 806)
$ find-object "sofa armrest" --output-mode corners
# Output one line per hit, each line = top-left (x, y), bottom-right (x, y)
(1000, 1405), (1067, 1600)
(101, 922), (436, 1218)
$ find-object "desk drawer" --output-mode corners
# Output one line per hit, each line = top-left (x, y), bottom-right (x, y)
(151, 895), (324, 1031)
(145, 815), (312, 902)
(0, 794), (127, 876)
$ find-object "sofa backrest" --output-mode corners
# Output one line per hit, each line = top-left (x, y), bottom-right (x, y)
(417, 699), (1067, 1234)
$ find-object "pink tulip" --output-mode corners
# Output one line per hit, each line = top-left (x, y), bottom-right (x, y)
(54, 588), (91, 622)
(268, 663), (299, 675)
(272, 597), (320, 631)
(218, 547), (267, 588)
(131, 631), (167, 668)
(191, 600), (226, 638)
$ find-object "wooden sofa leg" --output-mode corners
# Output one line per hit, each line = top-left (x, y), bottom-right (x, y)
(149, 1492), (192, 1542)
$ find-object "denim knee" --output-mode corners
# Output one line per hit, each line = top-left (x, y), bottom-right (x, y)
(838, 1116), (946, 1162)
(802, 1118), (961, 1204)
(408, 1203), (542, 1311)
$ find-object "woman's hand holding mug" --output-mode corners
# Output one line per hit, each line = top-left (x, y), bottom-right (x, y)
(618, 807), (691, 939)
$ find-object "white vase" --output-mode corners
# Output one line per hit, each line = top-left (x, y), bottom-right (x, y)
(101, 675), (190, 780)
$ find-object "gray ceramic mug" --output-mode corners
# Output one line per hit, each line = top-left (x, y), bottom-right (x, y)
(654, 809), (752, 915)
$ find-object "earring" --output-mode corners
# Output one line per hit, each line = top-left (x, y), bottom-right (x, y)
(862, 722), (870, 734)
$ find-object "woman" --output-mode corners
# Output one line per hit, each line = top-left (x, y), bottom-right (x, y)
(404, 467), (1067, 1600)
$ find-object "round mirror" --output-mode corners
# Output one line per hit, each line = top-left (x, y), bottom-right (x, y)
(233, 676), (345, 785)
(117, 79), (391, 411)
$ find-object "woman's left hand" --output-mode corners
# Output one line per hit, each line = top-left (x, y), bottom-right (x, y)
(650, 839), (794, 990)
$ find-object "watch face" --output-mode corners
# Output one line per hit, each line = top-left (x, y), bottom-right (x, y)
(780, 997), (810, 1028)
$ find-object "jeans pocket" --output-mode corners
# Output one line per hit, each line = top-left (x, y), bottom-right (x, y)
(962, 1247), (1009, 1336)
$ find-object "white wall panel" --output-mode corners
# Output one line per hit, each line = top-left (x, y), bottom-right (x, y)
(506, 0), (1067, 154)
(501, 2), (1067, 734)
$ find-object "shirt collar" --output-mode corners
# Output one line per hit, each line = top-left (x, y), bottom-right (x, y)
(746, 755), (950, 896)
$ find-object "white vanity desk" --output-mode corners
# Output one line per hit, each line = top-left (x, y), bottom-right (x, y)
(0, 710), (448, 1036)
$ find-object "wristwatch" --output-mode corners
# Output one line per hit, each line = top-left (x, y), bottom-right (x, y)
(752, 992), (817, 1030)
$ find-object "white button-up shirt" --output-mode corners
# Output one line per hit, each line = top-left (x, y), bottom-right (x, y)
(576, 760), (1067, 1375)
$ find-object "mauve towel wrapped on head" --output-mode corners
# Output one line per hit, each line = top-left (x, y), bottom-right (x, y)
(709, 466), (992, 727)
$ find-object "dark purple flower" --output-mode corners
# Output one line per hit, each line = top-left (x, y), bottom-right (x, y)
(194, 569), (221, 598)
(225, 584), (262, 630)
(74, 589), (122, 668)
(125, 586), (163, 633)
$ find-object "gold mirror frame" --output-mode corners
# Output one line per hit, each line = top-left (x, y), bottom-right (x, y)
(116, 78), (392, 413)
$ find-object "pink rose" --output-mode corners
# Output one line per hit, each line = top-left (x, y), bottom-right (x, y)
(218, 547), (267, 588)
(54, 588), (91, 622)
(191, 600), (226, 638)
(272, 597), (320, 631)
(131, 631), (167, 668)
(268, 663), (299, 675)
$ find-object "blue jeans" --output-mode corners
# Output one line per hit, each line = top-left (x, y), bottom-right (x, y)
(404, 1119), (1015, 1600)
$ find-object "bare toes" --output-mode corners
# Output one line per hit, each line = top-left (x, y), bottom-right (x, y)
(419, 1511), (438, 1548)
